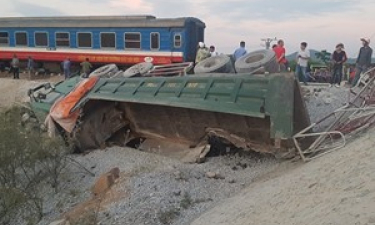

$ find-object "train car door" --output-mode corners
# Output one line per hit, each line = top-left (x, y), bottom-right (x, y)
(184, 21), (205, 63)
(170, 28), (184, 63)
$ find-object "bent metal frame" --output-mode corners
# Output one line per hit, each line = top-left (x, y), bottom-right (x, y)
(294, 67), (375, 162)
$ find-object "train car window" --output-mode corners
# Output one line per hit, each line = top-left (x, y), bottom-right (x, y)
(174, 34), (182, 48)
(0, 32), (9, 45)
(150, 32), (160, 50)
(35, 32), (48, 47)
(15, 32), (28, 46)
(56, 32), (70, 47)
(77, 32), (92, 48)
(100, 33), (116, 49)
(124, 33), (141, 49)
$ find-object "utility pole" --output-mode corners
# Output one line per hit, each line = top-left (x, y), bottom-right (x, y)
(261, 37), (277, 49)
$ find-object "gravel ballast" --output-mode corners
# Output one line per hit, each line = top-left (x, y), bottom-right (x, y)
(302, 84), (351, 129)
(36, 148), (280, 225)
(99, 151), (279, 225)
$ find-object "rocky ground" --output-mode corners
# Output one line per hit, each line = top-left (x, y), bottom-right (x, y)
(301, 83), (350, 124)
(36, 148), (282, 225)
(1, 76), (373, 225)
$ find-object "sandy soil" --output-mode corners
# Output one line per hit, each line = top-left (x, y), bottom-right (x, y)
(191, 129), (375, 225)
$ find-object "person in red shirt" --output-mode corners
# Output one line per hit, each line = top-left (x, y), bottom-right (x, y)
(273, 39), (287, 72)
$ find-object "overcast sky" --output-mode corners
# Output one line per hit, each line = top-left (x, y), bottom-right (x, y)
(1, 0), (375, 57)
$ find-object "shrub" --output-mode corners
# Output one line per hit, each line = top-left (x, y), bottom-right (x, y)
(0, 106), (71, 225)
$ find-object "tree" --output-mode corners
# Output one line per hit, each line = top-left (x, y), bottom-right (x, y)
(315, 50), (331, 64)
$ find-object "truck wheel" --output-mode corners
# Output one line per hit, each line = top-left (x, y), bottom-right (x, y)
(235, 50), (278, 74)
(123, 62), (154, 78)
(89, 64), (119, 77)
(194, 55), (232, 74)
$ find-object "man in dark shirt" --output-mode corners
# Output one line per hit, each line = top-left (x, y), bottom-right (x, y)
(80, 58), (92, 78)
(11, 54), (20, 79)
(352, 38), (373, 87)
(330, 43), (347, 87)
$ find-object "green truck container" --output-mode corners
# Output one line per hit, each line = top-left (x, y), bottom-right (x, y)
(29, 73), (310, 156)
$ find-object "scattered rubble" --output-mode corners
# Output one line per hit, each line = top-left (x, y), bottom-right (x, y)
(205, 171), (217, 179)
(298, 69), (375, 161)
(302, 85), (349, 123)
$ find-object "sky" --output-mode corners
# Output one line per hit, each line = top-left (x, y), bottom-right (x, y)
(1, 0), (375, 57)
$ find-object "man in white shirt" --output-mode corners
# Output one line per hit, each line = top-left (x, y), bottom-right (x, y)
(295, 42), (310, 85)
(209, 45), (219, 57)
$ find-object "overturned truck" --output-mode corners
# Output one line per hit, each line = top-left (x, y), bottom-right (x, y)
(28, 73), (310, 158)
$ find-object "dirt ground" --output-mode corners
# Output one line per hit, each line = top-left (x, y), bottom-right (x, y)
(0, 71), (63, 109)
(191, 130), (375, 225)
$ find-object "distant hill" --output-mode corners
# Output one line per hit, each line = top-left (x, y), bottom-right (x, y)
(346, 58), (375, 64)
(347, 58), (356, 64)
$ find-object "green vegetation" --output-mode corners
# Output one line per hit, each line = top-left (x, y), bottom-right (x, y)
(315, 50), (331, 64)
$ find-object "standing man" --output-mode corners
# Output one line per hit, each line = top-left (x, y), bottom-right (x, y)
(295, 42), (310, 85)
(273, 39), (287, 72)
(62, 58), (71, 79)
(209, 45), (219, 57)
(195, 42), (210, 64)
(352, 37), (373, 87)
(233, 41), (247, 61)
(27, 56), (34, 79)
(80, 58), (92, 78)
(11, 54), (20, 79)
(330, 43), (347, 88)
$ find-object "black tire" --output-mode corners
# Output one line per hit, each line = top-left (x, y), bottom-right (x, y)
(123, 62), (153, 78)
(89, 64), (119, 77)
(235, 50), (279, 74)
(194, 55), (232, 74)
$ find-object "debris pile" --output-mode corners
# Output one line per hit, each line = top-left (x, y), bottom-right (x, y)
(295, 68), (375, 161)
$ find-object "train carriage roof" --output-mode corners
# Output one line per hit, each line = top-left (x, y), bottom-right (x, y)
(0, 15), (205, 28)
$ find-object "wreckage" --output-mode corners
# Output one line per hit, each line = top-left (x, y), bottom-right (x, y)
(28, 70), (310, 159)
(27, 58), (375, 162)
(294, 67), (375, 161)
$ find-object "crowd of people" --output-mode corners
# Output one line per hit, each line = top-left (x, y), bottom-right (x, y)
(195, 42), (221, 64)
(61, 57), (92, 79)
(195, 37), (373, 87)
(7, 55), (93, 80)
(6, 37), (373, 86)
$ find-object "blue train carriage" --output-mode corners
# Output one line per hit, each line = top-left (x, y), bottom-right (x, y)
(0, 15), (205, 69)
